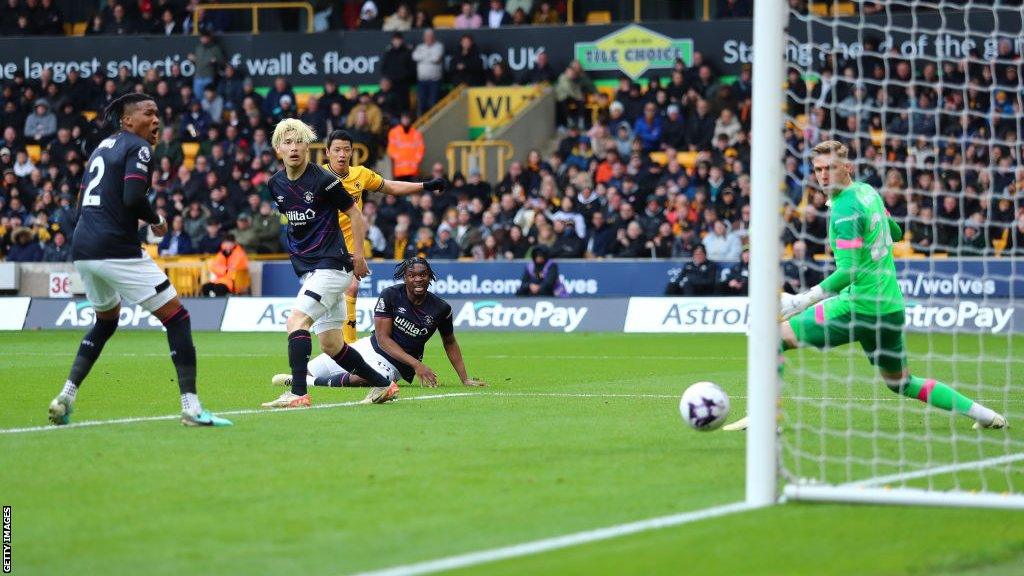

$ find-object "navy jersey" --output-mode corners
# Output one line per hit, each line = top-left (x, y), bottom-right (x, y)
(71, 131), (154, 260)
(269, 163), (356, 276)
(371, 284), (454, 382)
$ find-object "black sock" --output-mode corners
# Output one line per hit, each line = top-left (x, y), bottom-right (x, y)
(289, 330), (312, 396)
(67, 317), (119, 387)
(162, 306), (197, 395)
(331, 344), (390, 387)
(313, 373), (351, 387)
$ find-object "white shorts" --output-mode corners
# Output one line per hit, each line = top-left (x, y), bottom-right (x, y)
(294, 268), (354, 335)
(307, 335), (400, 383)
(75, 256), (178, 313)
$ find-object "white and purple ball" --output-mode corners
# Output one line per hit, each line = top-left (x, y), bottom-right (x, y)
(679, 381), (730, 431)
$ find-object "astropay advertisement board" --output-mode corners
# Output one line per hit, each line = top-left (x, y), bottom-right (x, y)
(219, 297), (625, 333)
(624, 297), (1023, 334)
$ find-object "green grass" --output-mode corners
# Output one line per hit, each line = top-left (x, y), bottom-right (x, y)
(1, 331), (1023, 575)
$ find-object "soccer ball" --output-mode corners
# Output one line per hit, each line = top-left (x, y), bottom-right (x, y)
(679, 381), (730, 431)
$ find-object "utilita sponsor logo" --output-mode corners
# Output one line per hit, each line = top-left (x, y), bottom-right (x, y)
(898, 274), (996, 297)
(454, 301), (588, 332)
(55, 302), (162, 328)
(904, 302), (1014, 333)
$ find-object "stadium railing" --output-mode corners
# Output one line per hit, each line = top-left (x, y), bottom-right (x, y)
(192, 2), (314, 35)
(445, 140), (515, 182)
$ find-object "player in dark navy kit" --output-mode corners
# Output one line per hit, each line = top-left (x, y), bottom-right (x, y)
(261, 119), (397, 409)
(273, 257), (486, 399)
(48, 93), (231, 427)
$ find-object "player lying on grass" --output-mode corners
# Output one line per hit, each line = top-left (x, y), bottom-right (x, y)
(724, 140), (1006, 431)
(49, 93), (230, 427)
(272, 257), (486, 399)
(262, 119), (398, 409)
(321, 129), (446, 345)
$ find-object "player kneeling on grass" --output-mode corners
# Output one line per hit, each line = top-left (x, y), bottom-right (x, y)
(263, 119), (397, 409)
(49, 93), (230, 427)
(723, 140), (1006, 432)
(273, 257), (486, 398)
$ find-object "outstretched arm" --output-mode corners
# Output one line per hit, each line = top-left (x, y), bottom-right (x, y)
(441, 333), (486, 386)
(381, 177), (447, 197)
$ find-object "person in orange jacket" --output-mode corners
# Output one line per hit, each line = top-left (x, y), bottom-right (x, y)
(201, 233), (250, 296)
(387, 111), (424, 180)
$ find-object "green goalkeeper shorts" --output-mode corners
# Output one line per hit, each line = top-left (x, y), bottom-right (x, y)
(788, 297), (907, 374)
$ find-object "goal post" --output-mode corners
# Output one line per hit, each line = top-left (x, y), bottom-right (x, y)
(748, 0), (1024, 509)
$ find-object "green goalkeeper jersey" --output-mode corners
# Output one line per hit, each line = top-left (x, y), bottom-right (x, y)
(819, 181), (905, 316)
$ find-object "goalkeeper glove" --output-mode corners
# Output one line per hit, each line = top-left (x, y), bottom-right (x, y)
(423, 177), (447, 192)
(780, 286), (826, 321)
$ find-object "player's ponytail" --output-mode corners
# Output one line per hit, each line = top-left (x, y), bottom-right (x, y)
(102, 93), (156, 129)
(394, 256), (437, 282)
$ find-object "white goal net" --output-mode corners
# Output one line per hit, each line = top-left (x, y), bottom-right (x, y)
(757, 0), (1024, 508)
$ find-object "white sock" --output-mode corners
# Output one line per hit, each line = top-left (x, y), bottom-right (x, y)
(181, 393), (202, 415)
(967, 402), (997, 424)
(61, 380), (78, 402)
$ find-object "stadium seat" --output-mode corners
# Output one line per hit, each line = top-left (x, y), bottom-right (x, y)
(295, 92), (311, 113)
(585, 10), (611, 24)
(82, 110), (97, 121)
(870, 128), (885, 147)
(833, 2), (856, 16)
(649, 150), (699, 170)
(26, 144), (41, 163)
(181, 142), (200, 170)
(809, 3), (830, 16)
(993, 228), (1010, 256)
(433, 14), (456, 28)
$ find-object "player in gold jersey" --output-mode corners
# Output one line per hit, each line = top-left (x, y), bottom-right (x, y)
(323, 129), (447, 343)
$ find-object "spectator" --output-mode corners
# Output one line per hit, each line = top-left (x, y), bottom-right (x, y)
(516, 246), (565, 296)
(262, 77), (295, 117)
(189, 30), (224, 98)
(6, 227), (42, 261)
(449, 34), (485, 87)
(522, 51), (558, 85)
(647, 222), (677, 258)
(704, 219), (741, 261)
(104, 4), (135, 35)
(231, 213), (262, 254)
(42, 228), (71, 262)
(357, 1), (383, 29)
(200, 85), (224, 124)
(196, 218), (224, 254)
(159, 7), (182, 35)
(613, 220), (648, 258)
(533, 1), (560, 24)
(429, 228), (461, 259)
(412, 28), (444, 115)
(486, 0), (513, 28)
(551, 219), (585, 258)
(665, 244), (717, 295)
(201, 234), (249, 296)
(455, 2), (482, 29)
(387, 111), (425, 180)
(382, 3), (413, 31)
(782, 240), (823, 294)
(382, 33), (416, 110)
(158, 215), (195, 256)
(633, 102), (663, 153)
(486, 61), (515, 87)
(24, 99), (57, 144)
(720, 249), (750, 295)
(717, 0), (752, 18)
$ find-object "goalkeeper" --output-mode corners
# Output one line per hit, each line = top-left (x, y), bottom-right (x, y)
(726, 140), (1006, 431)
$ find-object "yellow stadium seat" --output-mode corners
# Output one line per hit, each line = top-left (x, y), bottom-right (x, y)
(26, 144), (41, 163)
(72, 22), (87, 35)
(870, 128), (885, 147)
(432, 14), (456, 28)
(993, 228), (1010, 256)
(182, 142), (200, 170)
(82, 110), (97, 121)
(833, 2), (856, 16)
(295, 92), (311, 113)
(810, 3), (830, 16)
(585, 10), (611, 24)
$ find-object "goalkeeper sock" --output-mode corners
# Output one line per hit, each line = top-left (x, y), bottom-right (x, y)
(343, 295), (358, 343)
(163, 306), (198, 396)
(899, 375), (995, 422)
(331, 344), (390, 387)
(66, 316), (119, 389)
(288, 330), (312, 397)
(313, 373), (352, 387)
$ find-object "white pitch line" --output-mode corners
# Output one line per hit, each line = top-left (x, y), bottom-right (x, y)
(846, 452), (1024, 488)
(350, 501), (752, 576)
(4, 351), (743, 361)
(0, 392), (477, 435)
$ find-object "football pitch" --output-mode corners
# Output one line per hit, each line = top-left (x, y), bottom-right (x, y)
(2, 330), (1023, 575)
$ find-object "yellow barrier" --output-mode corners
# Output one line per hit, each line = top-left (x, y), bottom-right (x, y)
(193, 2), (314, 35)
(445, 140), (514, 182)
(567, 0), (640, 24)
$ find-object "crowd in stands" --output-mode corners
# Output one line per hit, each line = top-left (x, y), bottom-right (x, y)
(1, 2), (1022, 292)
